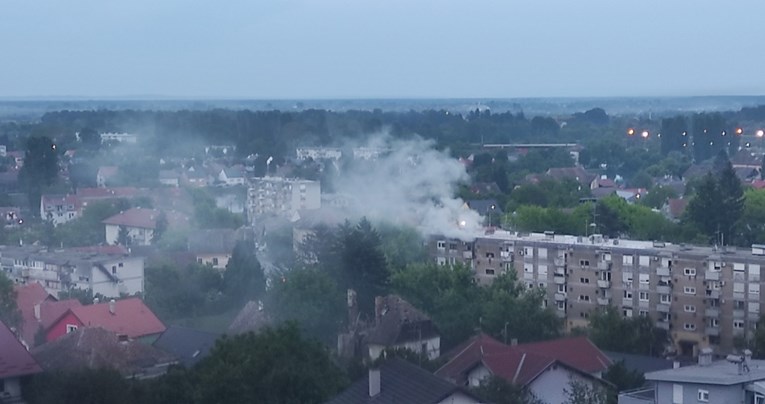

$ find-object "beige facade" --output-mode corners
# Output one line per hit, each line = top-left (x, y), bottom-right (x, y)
(430, 231), (765, 356)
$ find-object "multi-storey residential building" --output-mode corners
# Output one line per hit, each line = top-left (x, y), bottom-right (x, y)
(430, 230), (765, 356)
(296, 147), (343, 161)
(0, 246), (144, 298)
(246, 177), (320, 221)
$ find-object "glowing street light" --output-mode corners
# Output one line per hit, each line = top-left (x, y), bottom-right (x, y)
(641, 130), (649, 138)
(736, 128), (744, 135)
(627, 128), (635, 136)
(757, 130), (765, 138)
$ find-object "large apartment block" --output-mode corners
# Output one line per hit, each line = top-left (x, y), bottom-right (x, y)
(246, 177), (321, 221)
(429, 230), (765, 356)
(0, 246), (144, 298)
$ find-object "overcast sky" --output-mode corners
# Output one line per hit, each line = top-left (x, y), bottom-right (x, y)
(1, 0), (763, 99)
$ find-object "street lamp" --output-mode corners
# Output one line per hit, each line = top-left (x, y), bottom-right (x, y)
(487, 204), (496, 228)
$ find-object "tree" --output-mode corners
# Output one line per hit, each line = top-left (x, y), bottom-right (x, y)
(194, 323), (347, 404)
(587, 306), (667, 356)
(685, 162), (744, 244)
(223, 241), (266, 305)
(473, 376), (543, 404)
(78, 127), (101, 151)
(0, 272), (21, 331)
(603, 360), (645, 394)
(152, 211), (168, 244)
(24, 368), (138, 404)
(563, 379), (609, 404)
(266, 268), (345, 345)
(116, 225), (131, 246)
(18, 136), (58, 212)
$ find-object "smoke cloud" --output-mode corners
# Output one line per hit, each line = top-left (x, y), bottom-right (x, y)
(328, 133), (483, 241)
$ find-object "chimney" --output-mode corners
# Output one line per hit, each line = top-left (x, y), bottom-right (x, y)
(33, 303), (41, 321)
(745, 349), (753, 363)
(109, 299), (116, 315)
(347, 289), (358, 326)
(698, 347), (713, 366)
(368, 368), (381, 397)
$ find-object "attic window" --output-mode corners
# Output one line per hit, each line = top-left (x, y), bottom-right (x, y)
(118, 334), (129, 342)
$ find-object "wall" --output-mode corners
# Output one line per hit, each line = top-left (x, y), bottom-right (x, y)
(0, 377), (21, 399)
(530, 365), (599, 404)
(436, 391), (480, 404)
(46, 311), (82, 342)
(466, 365), (492, 387)
(655, 381), (742, 404)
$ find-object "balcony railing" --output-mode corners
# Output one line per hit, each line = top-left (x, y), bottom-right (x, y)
(554, 292), (567, 301)
(657, 267), (670, 276)
(705, 271), (720, 281)
(597, 297), (610, 306)
(597, 280), (610, 288)
(704, 308), (719, 317)
(705, 327), (720, 336)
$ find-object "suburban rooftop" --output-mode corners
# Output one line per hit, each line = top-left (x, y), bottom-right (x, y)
(646, 359), (765, 386)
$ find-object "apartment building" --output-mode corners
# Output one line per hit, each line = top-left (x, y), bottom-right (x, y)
(430, 230), (765, 356)
(0, 246), (144, 298)
(246, 177), (320, 221)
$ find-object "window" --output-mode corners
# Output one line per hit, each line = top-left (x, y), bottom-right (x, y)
(118, 262), (123, 268)
(436, 241), (446, 250)
(660, 294), (671, 303)
(710, 318), (719, 327)
(600, 271), (611, 281)
(603, 252), (611, 262)
(579, 260), (590, 267)
(684, 286), (696, 295)
(485, 269), (495, 275)
(684, 323), (696, 331)
(683, 268), (696, 276)
(485, 252), (494, 258)
(557, 301), (565, 310)
(578, 295), (590, 302)
(639, 255), (650, 266)
(623, 255), (633, 265)
(111, 266), (117, 275)
(684, 305), (696, 313)
(639, 273), (650, 285)
(436, 257), (446, 266)
(622, 272), (633, 286)
(623, 290), (633, 299)
(579, 312), (589, 319)
(698, 389), (709, 402)
(580, 277), (590, 284)
(557, 284), (565, 293)
(734, 320), (745, 329)
(212, 257), (219, 266)
(448, 243), (457, 251)
(639, 291), (649, 302)
(750, 302), (760, 313)
(710, 261), (722, 271)
(639, 310), (648, 317)
(66, 324), (78, 333)
(623, 308), (633, 318)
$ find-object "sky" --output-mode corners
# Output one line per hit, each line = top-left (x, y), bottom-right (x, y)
(1, 0), (764, 99)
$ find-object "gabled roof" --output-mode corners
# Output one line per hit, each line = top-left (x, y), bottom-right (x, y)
(32, 327), (176, 377)
(153, 326), (220, 367)
(51, 297), (165, 339)
(666, 198), (689, 219)
(436, 334), (611, 387)
(228, 300), (271, 335)
(0, 320), (42, 379)
(14, 282), (55, 345)
(187, 229), (237, 255)
(325, 358), (480, 404)
(465, 199), (503, 215)
(546, 166), (595, 187)
(41, 194), (81, 210)
(102, 208), (160, 229)
(604, 351), (674, 374)
(39, 299), (83, 331)
(367, 295), (439, 346)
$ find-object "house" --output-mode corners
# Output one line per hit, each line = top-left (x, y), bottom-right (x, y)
(158, 169), (181, 187)
(103, 208), (189, 246)
(0, 320), (43, 402)
(325, 358), (481, 404)
(435, 333), (612, 404)
(96, 166), (119, 188)
(367, 295), (441, 361)
(183, 167), (208, 187)
(40, 194), (82, 226)
(661, 198), (689, 222)
(615, 188), (648, 203)
(100, 132), (138, 144)
(604, 351), (674, 375)
(32, 327), (176, 379)
(45, 297), (166, 344)
(2, 245), (145, 299)
(618, 349), (765, 404)
(153, 326), (220, 367)
(217, 165), (246, 186)
(228, 300), (271, 335)
(187, 229), (238, 270)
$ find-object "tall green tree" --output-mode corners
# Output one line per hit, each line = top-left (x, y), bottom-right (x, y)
(18, 136), (58, 212)
(194, 324), (347, 404)
(223, 241), (266, 305)
(587, 306), (667, 356)
(564, 379), (610, 404)
(0, 272), (21, 331)
(473, 376), (544, 404)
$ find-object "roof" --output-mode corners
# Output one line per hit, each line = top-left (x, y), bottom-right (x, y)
(14, 282), (54, 345)
(97, 166), (119, 177)
(228, 300), (271, 335)
(39, 299), (83, 331)
(32, 327), (176, 377)
(52, 297), (165, 339)
(41, 194), (81, 210)
(436, 334), (610, 386)
(731, 150), (762, 167)
(0, 320), (43, 378)
(604, 351), (674, 374)
(325, 358), (479, 404)
(76, 187), (140, 200)
(187, 229), (237, 255)
(102, 208), (189, 230)
(367, 295), (439, 346)
(152, 326), (220, 367)
(666, 198), (689, 219)
(646, 359), (765, 386)
(546, 166), (595, 187)
(465, 199), (503, 215)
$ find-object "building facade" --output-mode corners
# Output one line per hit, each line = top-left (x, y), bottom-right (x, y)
(0, 246), (144, 298)
(246, 177), (321, 221)
(430, 231), (765, 356)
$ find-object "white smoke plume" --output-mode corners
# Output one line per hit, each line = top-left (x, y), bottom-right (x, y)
(329, 133), (484, 241)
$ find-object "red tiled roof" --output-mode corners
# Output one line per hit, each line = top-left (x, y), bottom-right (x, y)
(41, 194), (82, 210)
(513, 336), (612, 374)
(15, 283), (53, 345)
(102, 208), (189, 230)
(436, 334), (611, 386)
(752, 180), (765, 190)
(58, 298), (165, 339)
(667, 198), (689, 219)
(0, 320), (42, 378)
(39, 299), (83, 331)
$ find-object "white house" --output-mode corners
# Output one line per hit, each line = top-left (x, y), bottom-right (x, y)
(40, 194), (81, 226)
(218, 166), (246, 186)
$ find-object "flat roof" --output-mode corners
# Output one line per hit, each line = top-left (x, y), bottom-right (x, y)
(646, 360), (765, 385)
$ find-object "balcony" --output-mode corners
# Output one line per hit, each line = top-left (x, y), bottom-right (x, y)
(554, 267), (566, 276)
(554, 258), (565, 266)
(657, 267), (670, 276)
(597, 280), (610, 289)
(597, 261), (611, 270)
(734, 292), (746, 300)
(622, 297), (634, 307)
(748, 311), (760, 321)
(656, 303), (670, 313)
(705, 271), (720, 281)
(655, 321), (670, 330)
(657, 285), (671, 294)
(705, 289), (720, 299)
(705, 308), (719, 317)
(463, 251), (473, 259)
(597, 297), (610, 306)
(554, 292), (567, 302)
(734, 309), (746, 318)
(554, 276), (566, 285)
(705, 327), (720, 336)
